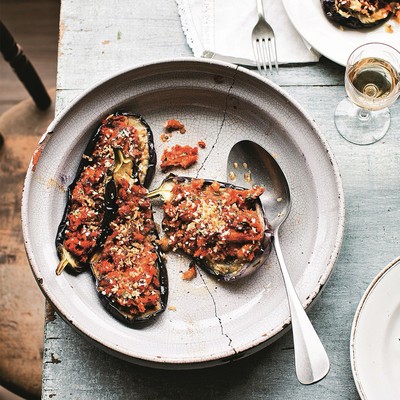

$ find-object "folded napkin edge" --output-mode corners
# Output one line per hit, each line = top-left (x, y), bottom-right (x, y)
(176, 0), (204, 57)
(176, 0), (321, 64)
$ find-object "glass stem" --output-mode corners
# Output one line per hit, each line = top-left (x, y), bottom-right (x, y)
(357, 108), (371, 122)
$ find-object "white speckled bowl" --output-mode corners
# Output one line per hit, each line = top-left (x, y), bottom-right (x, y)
(22, 59), (344, 368)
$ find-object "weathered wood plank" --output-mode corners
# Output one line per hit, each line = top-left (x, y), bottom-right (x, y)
(41, 0), (400, 399)
(42, 84), (400, 399)
(56, 0), (343, 91)
(0, 93), (56, 399)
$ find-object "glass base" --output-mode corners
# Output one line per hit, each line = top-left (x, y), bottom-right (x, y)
(334, 98), (390, 145)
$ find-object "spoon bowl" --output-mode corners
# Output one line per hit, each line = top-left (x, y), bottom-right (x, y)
(228, 140), (291, 230)
(227, 140), (330, 385)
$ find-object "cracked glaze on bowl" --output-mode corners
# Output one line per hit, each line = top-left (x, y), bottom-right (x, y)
(22, 58), (344, 368)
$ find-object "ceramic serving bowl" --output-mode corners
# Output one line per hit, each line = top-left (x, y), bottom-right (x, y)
(22, 58), (344, 368)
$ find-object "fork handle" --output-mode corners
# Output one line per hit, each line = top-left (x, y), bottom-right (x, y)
(256, 0), (265, 18)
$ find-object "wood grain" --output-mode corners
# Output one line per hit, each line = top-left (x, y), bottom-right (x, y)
(40, 0), (400, 399)
(0, 93), (55, 399)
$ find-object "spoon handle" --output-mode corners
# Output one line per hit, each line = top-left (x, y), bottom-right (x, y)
(274, 233), (330, 385)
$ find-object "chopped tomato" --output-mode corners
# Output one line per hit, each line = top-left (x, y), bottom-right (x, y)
(63, 114), (145, 263)
(162, 179), (265, 264)
(164, 119), (186, 133)
(198, 140), (206, 149)
(182, 262), (197, 281)
(160, 144), (198, 171)
(92, 178), (162, 316)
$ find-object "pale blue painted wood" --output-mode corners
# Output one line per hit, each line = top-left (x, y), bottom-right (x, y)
(42, 0), (400, 398)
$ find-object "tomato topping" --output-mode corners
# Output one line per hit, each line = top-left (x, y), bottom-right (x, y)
(63, 115), (146, 263)
(160, 144), (198, 171)
(182, 262), (197, 281)
(92, 178), (162, 316)
(164, 119), (186, 134)
(197, 140), (206, 149)
(162, 179), (265, 264)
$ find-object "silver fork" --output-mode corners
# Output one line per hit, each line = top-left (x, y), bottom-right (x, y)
(251, 0), (278, 74)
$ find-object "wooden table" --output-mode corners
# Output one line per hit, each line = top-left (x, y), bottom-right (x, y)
(42, 1), (400, 398)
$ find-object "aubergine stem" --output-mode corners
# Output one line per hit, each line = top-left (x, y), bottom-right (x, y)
(113, 148), (134, 184)
(146, 179), (175, 201)
(146, 187), (166, 199)
(56, 256), (69, 276)
(56, 246), (82, 275)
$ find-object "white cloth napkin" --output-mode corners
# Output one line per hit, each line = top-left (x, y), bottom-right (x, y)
(176, 0), (320, 64)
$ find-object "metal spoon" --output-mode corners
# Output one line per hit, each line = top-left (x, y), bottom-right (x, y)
(227, 140), (330, 385)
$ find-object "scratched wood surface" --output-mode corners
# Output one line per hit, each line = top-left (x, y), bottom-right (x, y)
(0, 93), (55, 399)
(0, 2), (59, 397)
(41, 0), (400, 399)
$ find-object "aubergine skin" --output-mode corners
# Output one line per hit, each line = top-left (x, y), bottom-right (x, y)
(55, 111), (167, 326)
(321, 0), (393, 29)
(55, 112), (156, 275)
(96, 240), (168, 326)
(91, 178), (168, 326)
(151, 174), (274, 282)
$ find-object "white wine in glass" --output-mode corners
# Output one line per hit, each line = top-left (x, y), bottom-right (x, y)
(335, 42), (400, 145)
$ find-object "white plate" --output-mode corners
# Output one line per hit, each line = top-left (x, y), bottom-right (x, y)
(282, 0), (400, 66)
(22, 58), (344, 368)
(351, 256), (400, 399)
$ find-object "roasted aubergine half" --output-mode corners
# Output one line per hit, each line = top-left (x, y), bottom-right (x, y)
(55, 112), (156, 275)
(55, 112), (167, 325)
(321, 0), (398, 29)
(90, 151), (168, 325)
(148, 174), (273, 282)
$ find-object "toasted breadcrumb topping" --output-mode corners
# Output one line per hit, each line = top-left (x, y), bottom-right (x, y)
(93, 179), (162, 316)
(162, 179), (265, 266)
(64, 115), (148, 263)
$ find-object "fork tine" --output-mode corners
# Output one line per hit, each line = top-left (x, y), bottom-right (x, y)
(252, 39), (263, 75)
(251, 0), (279, 74)
(262, 38), (272, 72)
(254, 39), (269, 75)
(270, 37), (279, 71)
(257, 39), (267, 73)
(258, 41), (266, 74)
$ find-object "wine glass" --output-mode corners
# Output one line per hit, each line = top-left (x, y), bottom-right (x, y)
(334, 42), (400, 145)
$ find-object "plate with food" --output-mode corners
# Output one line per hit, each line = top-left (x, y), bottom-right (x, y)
(22, 58), (344, 368)
(351, 256), (400, 399)
(282, 0), (400, 66)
